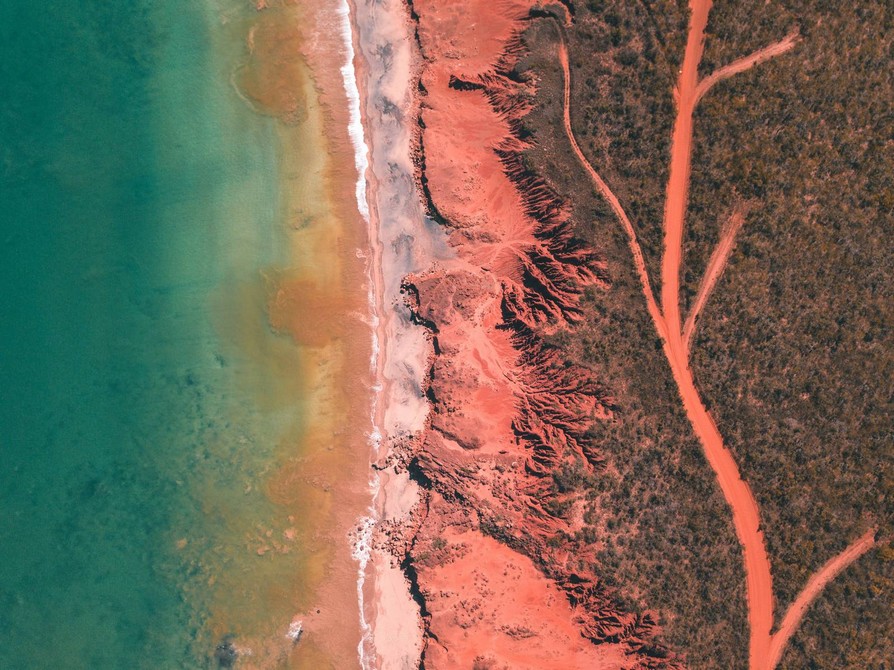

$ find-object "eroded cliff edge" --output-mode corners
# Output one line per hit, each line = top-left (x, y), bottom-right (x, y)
(370, 1), (682, 667)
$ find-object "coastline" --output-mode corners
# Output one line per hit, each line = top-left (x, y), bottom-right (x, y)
(4, 0), (885, 666)
(347, 0), (441, 666)
(230, 1), (390, 666)
(344, 0), (622, 666)
(331, 2), (380, 665)
(0, 0), (379, 666)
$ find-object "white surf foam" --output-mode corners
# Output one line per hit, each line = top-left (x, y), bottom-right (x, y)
(336, 1), (380, 667)
(337, 0), (371, 224)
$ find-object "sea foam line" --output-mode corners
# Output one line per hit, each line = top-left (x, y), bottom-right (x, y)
(338, 0), (371, 225)
(336, 1), (380, 668)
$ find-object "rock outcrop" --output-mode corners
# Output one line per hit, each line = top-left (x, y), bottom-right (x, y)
(383, 0), (681, 667)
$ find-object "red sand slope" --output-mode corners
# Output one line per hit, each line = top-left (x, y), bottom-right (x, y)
(391, 0), (676, 666)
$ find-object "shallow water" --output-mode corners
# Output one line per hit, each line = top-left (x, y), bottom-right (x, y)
(0, 1), (366, 667)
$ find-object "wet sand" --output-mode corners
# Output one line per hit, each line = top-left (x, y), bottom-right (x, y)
(0, 0), (380, 666)
(348, 0), (436, 665)
(204, 1), (384, 666)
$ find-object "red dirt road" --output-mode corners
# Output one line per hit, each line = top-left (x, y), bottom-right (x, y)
(766, 528), (878, 669)
(694, 31), (800, 106)
(682, 205), (747, 352)
(558, 37), (664, 338)
(559, 2), (876, 668)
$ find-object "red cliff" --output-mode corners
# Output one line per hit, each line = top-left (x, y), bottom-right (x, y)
(382, 0), (682, 667)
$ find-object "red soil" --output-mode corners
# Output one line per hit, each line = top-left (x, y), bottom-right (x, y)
(406, 494), (627, 670)
(766, 528), (877, 669)
(391, 0), (676, 666)
(391, 0), (878, 666)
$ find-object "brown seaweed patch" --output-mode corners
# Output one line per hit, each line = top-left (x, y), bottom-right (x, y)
(266, 271), (349, 347)
(235, 9), (310, 124)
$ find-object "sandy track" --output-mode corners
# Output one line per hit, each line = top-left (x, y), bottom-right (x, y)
(558, 36), (664, 338)
(682, 205), (747, 354)
(557, 2), (877, 668)
(694, 31), (800, 106)
(766, 528), (878, 669)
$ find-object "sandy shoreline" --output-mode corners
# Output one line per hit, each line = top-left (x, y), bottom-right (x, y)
(338, 0), (889, 667)
(344, 0), (620, 666)
(344, 0), (653, 666)
(229, 1), (412, 665)
(346, 0), (438, 666)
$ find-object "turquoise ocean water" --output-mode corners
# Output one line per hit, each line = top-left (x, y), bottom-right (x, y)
(0, 1), (311, 666)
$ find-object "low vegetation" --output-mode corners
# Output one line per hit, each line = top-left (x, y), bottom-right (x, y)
(515, 0), (892, 667)
(519, 8), (749, 667)
(689, 2), (893, 667)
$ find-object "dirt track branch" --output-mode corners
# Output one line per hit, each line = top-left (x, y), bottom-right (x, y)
(767, 529), (878, 669)
(682, 204), (749, 355)
(694, 31), (800, 107)
(555, 6), (873, 668)
(557, 35), (664, 335)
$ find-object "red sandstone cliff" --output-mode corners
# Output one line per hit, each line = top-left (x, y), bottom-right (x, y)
(376, 1), (685, 668)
